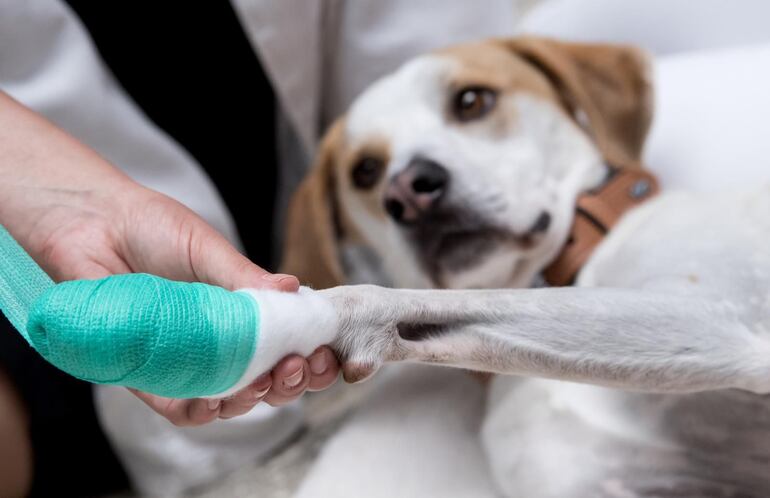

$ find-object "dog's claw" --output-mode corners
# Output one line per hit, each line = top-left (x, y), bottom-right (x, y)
(342, 362), (378, 383)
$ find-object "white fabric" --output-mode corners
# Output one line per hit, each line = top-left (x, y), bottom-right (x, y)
(229, 0), (324, 154)
(517, 0), (770, 56)
(296, 365), (498, 498)
(95, 386), (301, 497)
(517, 0), (770, 193)
(648, 44), (770, 192)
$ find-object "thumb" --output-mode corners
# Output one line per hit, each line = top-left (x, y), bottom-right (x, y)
(189, 226), (299, 292)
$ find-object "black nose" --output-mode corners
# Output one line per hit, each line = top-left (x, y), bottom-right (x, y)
(529, 211), (551, 234)
(410, 158), (449, 195)
(384, 158), (450, 224)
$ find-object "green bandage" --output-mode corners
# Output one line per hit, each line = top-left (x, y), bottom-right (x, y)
(27, 274), (260, 398)
(0, 224), (337, 397)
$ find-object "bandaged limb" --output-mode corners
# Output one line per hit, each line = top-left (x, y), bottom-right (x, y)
(1, 224), (336, 399)
(26, 276), (337, 398)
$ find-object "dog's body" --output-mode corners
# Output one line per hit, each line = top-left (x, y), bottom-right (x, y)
(483, 190), (770, 496)
(283, 38), (770, 496)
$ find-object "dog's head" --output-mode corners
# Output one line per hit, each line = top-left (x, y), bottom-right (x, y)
(283, 37), (652, 289)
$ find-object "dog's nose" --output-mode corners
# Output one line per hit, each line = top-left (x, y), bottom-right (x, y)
(384, 158), (449, 224)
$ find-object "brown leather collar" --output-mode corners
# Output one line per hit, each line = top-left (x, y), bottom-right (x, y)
(543, 167), (659, 286)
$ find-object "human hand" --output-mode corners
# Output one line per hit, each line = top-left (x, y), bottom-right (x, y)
(34, 185), (340, 424)
(0, 91), (339, 426)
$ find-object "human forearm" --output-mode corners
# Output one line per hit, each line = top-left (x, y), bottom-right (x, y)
(0, 90), (136, 249)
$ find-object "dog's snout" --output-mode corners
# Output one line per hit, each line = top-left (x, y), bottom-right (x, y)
(384, 158), (449, 224)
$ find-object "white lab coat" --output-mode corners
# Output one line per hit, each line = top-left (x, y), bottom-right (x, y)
(0, 0), (517, 495)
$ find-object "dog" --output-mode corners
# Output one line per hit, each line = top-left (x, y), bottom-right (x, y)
(281, 37), (770, 496)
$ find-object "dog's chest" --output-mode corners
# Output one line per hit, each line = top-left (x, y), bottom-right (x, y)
(485, 378), (770, 497)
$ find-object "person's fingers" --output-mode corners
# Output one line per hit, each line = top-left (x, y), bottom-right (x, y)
(221, 349), (339, 414)
(130, 352), (333, 420)
(307, 347), (340, 391)
(118, 189), (299, 291)
(184, 398), (223, 426)
(128, 388), (169, 414)
(261, 392), (302, 407)
(189, 226), (299, 292)
(217, 374), (272, 419)
(62, 262), (113, 281)
(128, 389), (221, 427)
(217, 398), (258, 420)
(262, 355), (310, 405)
(256, 272), (301, 292)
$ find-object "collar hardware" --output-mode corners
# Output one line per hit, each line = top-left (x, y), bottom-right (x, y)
(543, 166), (659, 286)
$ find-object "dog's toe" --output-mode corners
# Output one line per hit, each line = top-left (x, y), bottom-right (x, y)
(342, 361), (378, 383)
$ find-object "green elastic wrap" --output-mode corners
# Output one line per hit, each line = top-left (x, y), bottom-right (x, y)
(0, 225), (260, 398)
(0, 224), (54, 336)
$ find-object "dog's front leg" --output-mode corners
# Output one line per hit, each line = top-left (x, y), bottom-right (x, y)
(322, 285), (770, 393)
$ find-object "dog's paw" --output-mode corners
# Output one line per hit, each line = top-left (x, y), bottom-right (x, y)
(320, 285), (404, 383)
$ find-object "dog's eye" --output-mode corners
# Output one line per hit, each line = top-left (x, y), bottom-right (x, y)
(452, 86), (497, 122)
(351, 157), (385, 189)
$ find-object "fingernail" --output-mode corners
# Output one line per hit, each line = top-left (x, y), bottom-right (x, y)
(262, 273), (293, 283)
(283, 367), (304, 388)
(253, 386), (271, 400)
(208, 399), (221, 411)
(309, 352), (328, 375)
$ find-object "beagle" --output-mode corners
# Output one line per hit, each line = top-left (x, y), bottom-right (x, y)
(280, 38), (770, 496)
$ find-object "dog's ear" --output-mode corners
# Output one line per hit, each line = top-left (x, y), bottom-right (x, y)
(281, 120), (346, 289)
(504, 37), (653, 169)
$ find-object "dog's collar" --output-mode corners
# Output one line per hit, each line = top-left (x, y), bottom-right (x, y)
(543, 166), (659, 286)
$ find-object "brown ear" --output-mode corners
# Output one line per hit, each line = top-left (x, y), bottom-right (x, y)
(280, 120), (346, 289)
(503, 37), (653, 169)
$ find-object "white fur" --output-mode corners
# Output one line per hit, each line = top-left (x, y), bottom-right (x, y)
(295, 365), (497, 498)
